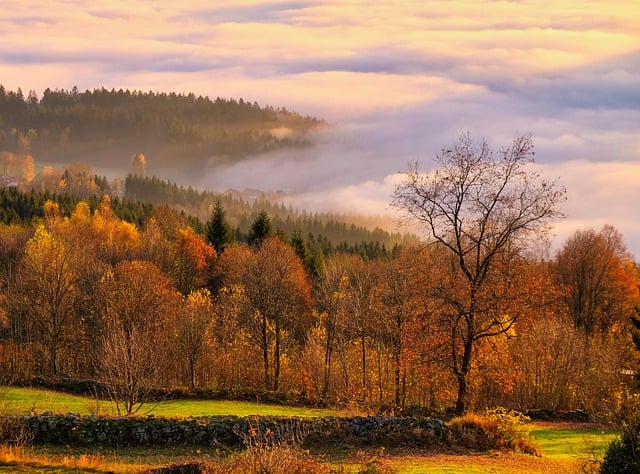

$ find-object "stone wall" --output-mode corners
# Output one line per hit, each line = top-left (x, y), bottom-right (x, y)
(3, 413), (447, 448)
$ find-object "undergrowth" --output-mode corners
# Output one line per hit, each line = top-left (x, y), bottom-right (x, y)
(448, 408), (541, 455)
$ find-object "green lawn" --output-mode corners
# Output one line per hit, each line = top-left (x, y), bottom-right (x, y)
(0, 387), (98, 416)
(0, 386), (343, 418)
(530, 422), (618, 459)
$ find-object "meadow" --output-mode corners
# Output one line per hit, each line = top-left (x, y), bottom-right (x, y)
(0, 387), (342, 418)
(0, 387), (619, 473)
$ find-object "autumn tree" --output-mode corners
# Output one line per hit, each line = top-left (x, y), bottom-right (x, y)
(60, 163), (101, 198)
(343, 256), (379, 399)
(171, 226), (216, 294)
(0, 151), (34, 183)
(91, 195), (141, 265)
(55, 201), (110, 375)
(175, 288), (214, 387)
(392, 132), (565, 414)
(0, 223), (32, 381)
(216, 237), (312, 391)
(211, 283), (261, 389)
(30, 165), (63, 193)
(97, 260), (180, 415)
(130, 153), (146, 177)
(15, 222), (82, 375)
(553, 225), (639, 335)
(315, 254), (353, 399)
(376, 251), (419, 406)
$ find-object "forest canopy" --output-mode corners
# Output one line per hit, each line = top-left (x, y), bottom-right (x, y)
(0, 85), (324, 172)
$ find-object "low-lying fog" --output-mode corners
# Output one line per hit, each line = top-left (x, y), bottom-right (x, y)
(2, 1), (639, 256)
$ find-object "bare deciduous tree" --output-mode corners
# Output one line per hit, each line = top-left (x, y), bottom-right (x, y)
(392, 132), (565, 414)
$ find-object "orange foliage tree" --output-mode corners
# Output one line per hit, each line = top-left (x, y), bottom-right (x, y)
(97, 260), (180, 414)
(553, 225), (640, 335)
(215, 237), (312, 391)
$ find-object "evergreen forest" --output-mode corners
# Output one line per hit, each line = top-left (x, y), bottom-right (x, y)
(0, 85), (322, 172)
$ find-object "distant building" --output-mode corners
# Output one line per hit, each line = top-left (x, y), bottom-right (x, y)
(0, 175), (18, 187)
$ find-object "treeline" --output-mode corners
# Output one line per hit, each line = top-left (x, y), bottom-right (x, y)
(0, 85), (322, 169)
(0, 186), (401, 262)
(0, 187), (154, 229)
(125, 174), (415, 251)
(0, 193), (638, 416)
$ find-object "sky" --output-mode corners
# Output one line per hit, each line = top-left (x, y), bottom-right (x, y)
(1, 0), (639, 256)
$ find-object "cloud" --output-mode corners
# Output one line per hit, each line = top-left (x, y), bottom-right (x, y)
(182, 2), (312, 24)
(1, 0), (639, 256)
(540, 160), (640, 256)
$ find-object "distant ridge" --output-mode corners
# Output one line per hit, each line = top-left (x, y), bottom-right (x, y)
(0, 85), (325, 173)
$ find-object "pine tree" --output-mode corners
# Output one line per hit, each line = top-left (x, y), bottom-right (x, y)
(290, 230), (308, 263)
(248, 210), (272, 247)
(205, 201), (232, 253)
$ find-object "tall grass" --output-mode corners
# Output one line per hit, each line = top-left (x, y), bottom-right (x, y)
(447, 409), (541, 455)
(0, 445), (138, 473)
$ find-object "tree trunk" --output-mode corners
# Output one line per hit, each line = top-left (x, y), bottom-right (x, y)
(323, 334), (334, 399)
(273, 323), (281, 392)
(50, 330), (58, 376)
(189, 358), (196, 388)
(455, 336), (474, 415)
(261, 314), (270, 390)
(360, 329), (367, 396)
(394, 349), (401, 406)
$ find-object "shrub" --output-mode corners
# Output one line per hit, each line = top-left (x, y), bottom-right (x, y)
(227, 417), (330, 474)
(447, 409), (540, 455)
(228, 446), (330, 474)
(0, 416), (33, 447)
(600, 422), (640, 473)
(356, 454), (396, 474)
(599, 391), (640, 473)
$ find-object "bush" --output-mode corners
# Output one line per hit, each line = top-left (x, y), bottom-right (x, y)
(599, 392), (640, 473)
(447, 409), (540, 455)
(356, 454), (396, 474)
(0, 416), (33, 447)
(227, 417), (331, 473)
(600, 422), (640, 473)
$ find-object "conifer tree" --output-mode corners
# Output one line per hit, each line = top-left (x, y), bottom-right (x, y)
(205, 201), (232, 253)
(248, 210), (272, 247)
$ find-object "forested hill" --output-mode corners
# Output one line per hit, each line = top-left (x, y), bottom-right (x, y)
(0, 85), (323, 170)
(124, 174), (419, 251)
(0, 176), (419, 261)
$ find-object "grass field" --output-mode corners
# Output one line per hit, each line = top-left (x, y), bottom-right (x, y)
(531, 421), (617, 459)
(372, 421), (618, 473)
(0, 386), (344, 418)
(0, 387), (620, 473)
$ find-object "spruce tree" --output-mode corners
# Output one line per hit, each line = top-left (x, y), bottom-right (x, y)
(205, 201), (232, 253)
(248, 210), (272, 246)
